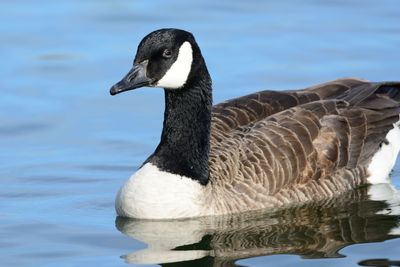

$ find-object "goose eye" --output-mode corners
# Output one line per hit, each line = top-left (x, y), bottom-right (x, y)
(162, 49), (172, 59)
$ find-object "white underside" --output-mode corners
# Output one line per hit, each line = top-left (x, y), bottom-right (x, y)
(115, 120), (399, 219)
(115, 163), (205, 219)
(367, 119), (400, 184)
(119, 183), (400, 265)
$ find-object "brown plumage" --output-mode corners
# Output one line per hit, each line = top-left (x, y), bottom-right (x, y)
(205, 78), (400, 215)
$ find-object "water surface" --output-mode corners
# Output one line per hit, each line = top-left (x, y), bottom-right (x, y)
(1, 0), (400, 266)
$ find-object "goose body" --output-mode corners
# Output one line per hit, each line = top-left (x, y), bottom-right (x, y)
(110, 29), (400, 219)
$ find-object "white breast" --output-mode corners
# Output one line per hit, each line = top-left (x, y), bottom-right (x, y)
(115, 163), (205, 219)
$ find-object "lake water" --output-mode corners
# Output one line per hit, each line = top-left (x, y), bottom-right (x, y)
(1, 0), (400, 266)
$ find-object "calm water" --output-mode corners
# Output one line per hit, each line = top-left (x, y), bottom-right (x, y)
(1, 0), (400, 266)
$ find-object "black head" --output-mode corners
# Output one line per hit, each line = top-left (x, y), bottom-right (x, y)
(110, 28), (204, 95)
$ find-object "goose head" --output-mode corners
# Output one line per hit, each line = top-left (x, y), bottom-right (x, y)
(110, 28), (205, 95)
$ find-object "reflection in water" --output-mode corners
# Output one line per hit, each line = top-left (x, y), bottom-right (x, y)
(358, 258), (400, 267)
(116, 184), (400, 267)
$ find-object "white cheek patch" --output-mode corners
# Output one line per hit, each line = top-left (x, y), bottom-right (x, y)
(156, 41), (193, 89)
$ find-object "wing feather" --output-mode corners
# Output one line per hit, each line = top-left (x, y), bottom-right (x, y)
(209, 79), (400, 209)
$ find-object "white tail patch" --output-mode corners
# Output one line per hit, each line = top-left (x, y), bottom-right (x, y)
(115, 163), (204, 219)
(367, 119), (400, 184)
(156, 41), (193, 89)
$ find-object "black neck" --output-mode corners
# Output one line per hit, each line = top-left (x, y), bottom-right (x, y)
(146, 71), (212, 185)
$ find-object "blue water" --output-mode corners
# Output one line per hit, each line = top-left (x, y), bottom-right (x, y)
(1, 0), (400, 266)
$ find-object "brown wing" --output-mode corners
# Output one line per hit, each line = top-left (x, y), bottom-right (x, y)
(210, 78), (368, 144)
(208, 79), (400, 211)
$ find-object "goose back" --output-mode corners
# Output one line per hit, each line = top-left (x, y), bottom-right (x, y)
(206, 79), (400, 215)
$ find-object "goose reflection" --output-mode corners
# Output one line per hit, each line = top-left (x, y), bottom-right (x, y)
(115, 184), (400, 266)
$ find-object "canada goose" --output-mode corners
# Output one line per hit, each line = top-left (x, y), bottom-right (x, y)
(110, 28), (400, 219)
